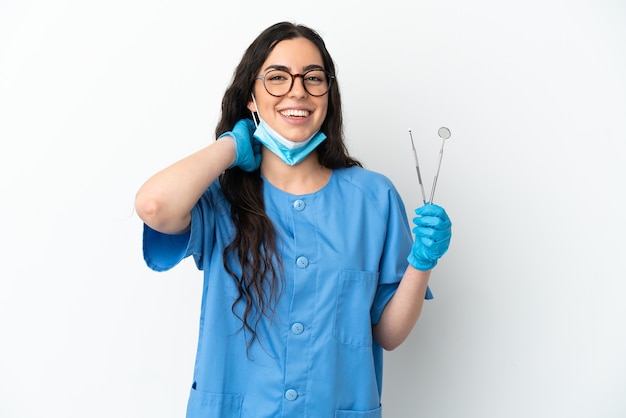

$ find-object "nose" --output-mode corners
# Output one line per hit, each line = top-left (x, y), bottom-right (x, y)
(289, 74), (308, 97)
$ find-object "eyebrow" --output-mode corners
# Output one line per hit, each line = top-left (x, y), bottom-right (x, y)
(262, 64), (325, 73)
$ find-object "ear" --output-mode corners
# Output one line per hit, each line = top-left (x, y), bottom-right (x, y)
(247, 99), (256, 112)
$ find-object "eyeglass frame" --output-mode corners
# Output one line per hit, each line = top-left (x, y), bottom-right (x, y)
(255, 67), (335, 97)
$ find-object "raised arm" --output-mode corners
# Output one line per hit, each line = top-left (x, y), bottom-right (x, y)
(134, 119), (260, 234)
(134, 138), (236, 234)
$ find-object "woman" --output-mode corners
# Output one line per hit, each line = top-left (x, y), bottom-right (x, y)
(135, 21), (452, 418)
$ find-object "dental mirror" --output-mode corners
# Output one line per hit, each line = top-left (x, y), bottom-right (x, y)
(429, 127), (451, 203)
(438, 127), (451, 140)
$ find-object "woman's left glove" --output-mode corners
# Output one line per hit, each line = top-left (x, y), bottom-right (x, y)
(407, 203), (452, 271)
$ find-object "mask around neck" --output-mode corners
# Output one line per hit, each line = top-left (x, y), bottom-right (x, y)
(250, 94), (327, 166)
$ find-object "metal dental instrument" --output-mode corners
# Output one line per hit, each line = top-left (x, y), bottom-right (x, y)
(429, 127), (451, 204)
(408, 129), (427, 204)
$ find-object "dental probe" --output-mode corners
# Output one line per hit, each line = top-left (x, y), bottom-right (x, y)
(408, 129), (427, 204)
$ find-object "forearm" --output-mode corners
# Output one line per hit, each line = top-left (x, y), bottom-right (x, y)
(134, 138), (236, 234)
(372, 265), (431, 351)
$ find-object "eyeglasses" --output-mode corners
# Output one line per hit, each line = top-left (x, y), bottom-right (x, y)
(255, 68), (335, 97)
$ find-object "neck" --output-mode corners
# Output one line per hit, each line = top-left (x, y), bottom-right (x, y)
(260, 149), (331, 195)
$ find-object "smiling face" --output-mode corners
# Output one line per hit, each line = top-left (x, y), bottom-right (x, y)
(248, 37), (329, 143)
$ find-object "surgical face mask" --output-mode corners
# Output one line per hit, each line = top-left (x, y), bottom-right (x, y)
(250, 94), (327, 166)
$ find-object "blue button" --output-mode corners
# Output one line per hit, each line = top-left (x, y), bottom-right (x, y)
(291, 322), (304, 335)
(285, 389), (298, 401)
(293, 200), (306, 211)
(296, 256), (309, 268)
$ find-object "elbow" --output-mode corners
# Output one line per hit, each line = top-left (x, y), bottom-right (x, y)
(135, 193), (174, 232)
(378, 339), (403, 352)
(134, 192), (190, 234)
(373, 327), (407, 351)
(134, 193), (160, 225)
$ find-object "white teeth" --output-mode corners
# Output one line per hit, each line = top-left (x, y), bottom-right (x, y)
(280, 109), (310, 117)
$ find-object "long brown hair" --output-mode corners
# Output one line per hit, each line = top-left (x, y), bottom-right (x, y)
(216, 22), (361, 349)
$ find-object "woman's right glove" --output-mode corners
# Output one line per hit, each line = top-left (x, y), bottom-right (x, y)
(407, 203), (452, 271)
(218, 118), (261, 172)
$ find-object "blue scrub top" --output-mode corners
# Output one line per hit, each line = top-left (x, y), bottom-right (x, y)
(143, 166), (432, 418)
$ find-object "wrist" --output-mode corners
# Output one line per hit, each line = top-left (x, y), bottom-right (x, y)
(407, 253), (437, 272)
(215, 135), (237, 168)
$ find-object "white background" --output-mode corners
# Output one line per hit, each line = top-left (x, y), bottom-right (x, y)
(1, 1), (625, 417)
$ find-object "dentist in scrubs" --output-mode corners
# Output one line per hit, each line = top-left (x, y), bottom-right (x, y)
(135, 21), (452, 418)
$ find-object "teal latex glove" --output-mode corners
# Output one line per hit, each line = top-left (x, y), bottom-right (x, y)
(218, 119), (261, 172)
(407, 203), (452, 271)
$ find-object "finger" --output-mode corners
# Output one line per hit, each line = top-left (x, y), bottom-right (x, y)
(415, 203), (450, 222)
(413, 226), (451, 243)
(413, 216), (451, 231)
